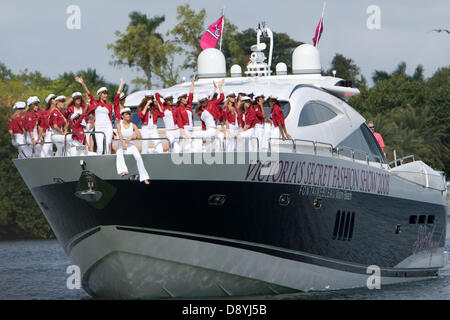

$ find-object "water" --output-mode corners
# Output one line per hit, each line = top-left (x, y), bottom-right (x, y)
(0, 219), (449, 300)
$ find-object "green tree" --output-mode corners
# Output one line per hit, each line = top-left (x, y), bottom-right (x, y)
(326, 53), (366, 88)
(108, 12), (179, 89)
(168, 3), (206, 71)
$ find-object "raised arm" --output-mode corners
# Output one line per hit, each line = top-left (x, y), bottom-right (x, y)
(190, 74), (196, 94)
(75, 77), (92, 97)
(117, 77), (125, 96)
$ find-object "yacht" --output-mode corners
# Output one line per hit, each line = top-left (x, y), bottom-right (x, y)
(14, 25), (448, 299)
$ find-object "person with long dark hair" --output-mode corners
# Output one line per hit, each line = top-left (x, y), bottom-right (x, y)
(223, 93), (239, 152)
(116, 108), (150, 184)
(24, 97), (43, 157)
(193, 79), (225, 153)
(155, 92), (189, 153)
(138, 95), (164, 154)
(75, 77), (124, 155)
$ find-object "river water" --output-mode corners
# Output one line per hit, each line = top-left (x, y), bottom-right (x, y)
(0, 218), (449, 300)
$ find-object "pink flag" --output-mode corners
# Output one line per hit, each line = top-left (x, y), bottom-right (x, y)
(200, 15), (224, 50)
(312, 17), (324, 47)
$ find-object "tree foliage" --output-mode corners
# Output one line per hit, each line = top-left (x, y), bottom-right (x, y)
(0, 67), (119, 240)
(108, 12), (180, 89)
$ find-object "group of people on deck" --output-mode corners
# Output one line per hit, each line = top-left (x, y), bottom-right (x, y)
(8, 76), (291, 184)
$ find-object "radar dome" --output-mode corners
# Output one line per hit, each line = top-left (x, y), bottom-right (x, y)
(197, 48), (226, 78)
(292, 44), (321, 74)
(230, 64), (242, 77)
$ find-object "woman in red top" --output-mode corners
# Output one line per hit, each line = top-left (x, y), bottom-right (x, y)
(38, 94), (57, 157)
(222, 93), (239, 152)
(23, 97), (43, 158)
(49, 96), (70, 157)
(138, 95), (164, 154)
(9, 102), (27, 158)
(238, 97), (258, 152)
(155, 92), (189, 153)
(268, 96), (291, 141)
(75, 77), (123, 154)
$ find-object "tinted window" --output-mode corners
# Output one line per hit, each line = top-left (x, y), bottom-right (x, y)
(338, 125), (385, 162)
(298, 101), (338, 127)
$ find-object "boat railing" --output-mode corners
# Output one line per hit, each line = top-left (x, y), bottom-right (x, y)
(173, 137), (260, 153)
(389, 155), (415, 168)
(268, 138), (296, 153)
(335, 145), (383, 168)
(112, 137), (172, 152)
(15, 141), (55, 158)
(64, 131), (106, 156)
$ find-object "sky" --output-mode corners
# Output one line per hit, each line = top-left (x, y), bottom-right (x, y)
(1, 0), (449, 90)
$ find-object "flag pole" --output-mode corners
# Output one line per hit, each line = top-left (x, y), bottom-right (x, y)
(321, 2), (326, 18)
(219, 7), (225, 51)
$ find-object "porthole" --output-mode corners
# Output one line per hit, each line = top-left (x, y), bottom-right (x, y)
(427, 216), (435, 224)
(279, 194), (291, 207)
(418, 215), (426, 224)
(208, 194), (226, 206)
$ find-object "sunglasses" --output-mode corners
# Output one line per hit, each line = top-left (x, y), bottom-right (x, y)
(369, 126), (374, 129)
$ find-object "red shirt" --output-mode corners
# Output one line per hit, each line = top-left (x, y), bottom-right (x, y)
(244, 106), (257, 129)
(64, 105), (85, 121)
(156, 93), (184, 129)
(24, 111), (39, 133)
(373, 132), (385, 149)
(70, 114), (87, 143)
(253, 104), (265, 125)
(223, 104), (238, 126)
(49, 107), (67, 131)
(86, 93), (114, 121)
(270, 104), (285, 128)
(138, 107), (163, 126)
(113, 93), (123, 121)
(237, 112), (245, 128)
(37, 109), (51, 131)
(9, 114), (24, 134)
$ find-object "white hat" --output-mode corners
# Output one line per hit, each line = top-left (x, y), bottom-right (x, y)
(119, 92), (126, 100)
(45, 94), (56, 104)
(97, 87), (108, 95)
(241, 96), (251, 102)
(27, 96), (40, 106)
(13, 101), (26, 110)
(72, 92), (82, 98)
(120, 107), (131, 115)
(55, 96), (66, 102)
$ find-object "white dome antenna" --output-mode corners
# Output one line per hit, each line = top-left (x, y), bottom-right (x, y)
(292, 44), (321, 75)
(230, 65), (242, 77)
(197, 48), (227, 79)
(276, 63), (287, 75)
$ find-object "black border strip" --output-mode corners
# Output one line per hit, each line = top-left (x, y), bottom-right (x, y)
(115, 226), (439, 278)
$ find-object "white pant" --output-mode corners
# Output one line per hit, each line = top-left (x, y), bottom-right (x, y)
(13, 134), (26, 159)
(51, 133), (72, 157)
(25, 129), (41, 158)
(40, 129), (53, 158)
(254, 124), (266, 151)
(95, 125), (113, 155)
(141, 126), (163, 154)
(225, 125), (239, 152)
(165, 129), (181, 153)
(192, 128), (218, 153)
(116, 144), (150, 182)
(239, 128), (256, 152)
